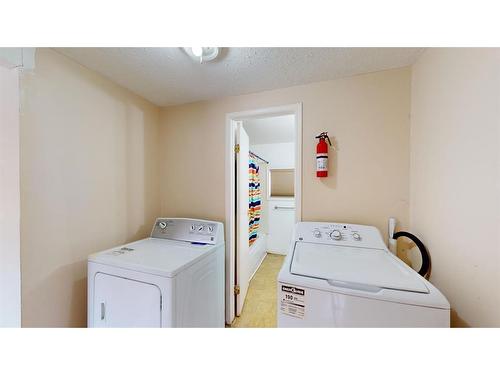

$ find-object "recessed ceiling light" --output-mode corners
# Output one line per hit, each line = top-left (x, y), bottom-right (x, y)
(183, 47), (220, 63)
(191, 47), (203, 57)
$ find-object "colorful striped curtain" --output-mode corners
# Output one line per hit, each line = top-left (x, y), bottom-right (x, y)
(248, 155), (261, 246)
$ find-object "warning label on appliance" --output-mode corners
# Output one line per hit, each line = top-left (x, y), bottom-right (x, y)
(280, 285), (305, 319)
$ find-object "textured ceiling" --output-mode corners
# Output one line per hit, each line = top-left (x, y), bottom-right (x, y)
(55, 48), (425, 106)
(244, 115), (295, 145)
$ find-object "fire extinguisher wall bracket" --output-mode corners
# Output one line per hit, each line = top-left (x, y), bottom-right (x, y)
(316, 132), (331, 178)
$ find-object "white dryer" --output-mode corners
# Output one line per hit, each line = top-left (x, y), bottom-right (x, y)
(277, 222), (450, 327)
(88, 218), (224, 328)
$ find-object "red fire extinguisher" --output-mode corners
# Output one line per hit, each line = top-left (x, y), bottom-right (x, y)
(316, 132), (332, 177)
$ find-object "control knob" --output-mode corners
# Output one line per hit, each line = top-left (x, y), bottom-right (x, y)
(330, 230), (342, 240)
(353, 232), (361, 241)
(312, 229), (322, 238)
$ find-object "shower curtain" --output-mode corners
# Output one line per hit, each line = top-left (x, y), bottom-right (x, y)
(248, 154), (261, 246)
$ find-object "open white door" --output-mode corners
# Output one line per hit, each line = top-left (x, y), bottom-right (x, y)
(236, 122), (250, 316)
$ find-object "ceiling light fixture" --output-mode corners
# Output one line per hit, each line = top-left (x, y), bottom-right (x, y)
(191, 47), (203, 57)
(184, 47), (220, 63)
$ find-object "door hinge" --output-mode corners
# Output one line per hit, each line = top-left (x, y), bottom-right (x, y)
(160, 295), (163, 311)
(234, 144), (240, 153)
(234, 285), (240, 295)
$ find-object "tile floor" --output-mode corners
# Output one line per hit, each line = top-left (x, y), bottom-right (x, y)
(231, 253), (285, 328)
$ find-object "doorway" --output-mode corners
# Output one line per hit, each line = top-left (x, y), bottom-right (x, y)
(225, 104), (302, 326)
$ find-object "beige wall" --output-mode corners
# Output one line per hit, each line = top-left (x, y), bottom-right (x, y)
(410, 48), (500, 327)
(20, 49), (161, 327)
(160, 68), (411, 241)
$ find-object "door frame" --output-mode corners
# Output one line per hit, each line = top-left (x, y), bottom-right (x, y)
(224, 103), (302, 325)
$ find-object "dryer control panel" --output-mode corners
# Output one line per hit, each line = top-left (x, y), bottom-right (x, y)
(151, 218), (224, 245)
(294, 221), (386, 250)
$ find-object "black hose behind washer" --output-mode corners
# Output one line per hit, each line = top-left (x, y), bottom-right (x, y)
(392, 231), (431, 279)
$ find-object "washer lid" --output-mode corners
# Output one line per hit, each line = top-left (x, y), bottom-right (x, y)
(290, 242), (428, 293)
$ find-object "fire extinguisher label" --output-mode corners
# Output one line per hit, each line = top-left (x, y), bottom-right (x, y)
(316, 153), (328, 171)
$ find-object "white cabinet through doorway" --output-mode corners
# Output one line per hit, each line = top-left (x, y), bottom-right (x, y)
(267, 198), (295, 254)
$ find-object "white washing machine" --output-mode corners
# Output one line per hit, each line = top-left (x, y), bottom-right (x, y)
(88, 218), (224, 328)
(277, 222), (450, 327)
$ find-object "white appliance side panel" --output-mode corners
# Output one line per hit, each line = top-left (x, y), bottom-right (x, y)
(277, 282), (450, 328)
(267, 199), (295, 254)
(92, 273), (162, 328)
(175, 245), (225, 327)
(0, 66), (21, 327)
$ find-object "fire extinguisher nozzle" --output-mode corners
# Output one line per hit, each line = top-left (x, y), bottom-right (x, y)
(316, 132), (332, 146)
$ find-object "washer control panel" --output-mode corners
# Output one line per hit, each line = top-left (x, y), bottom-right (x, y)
(294, 221), (386, 250)
(151, 218), (223, 245)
